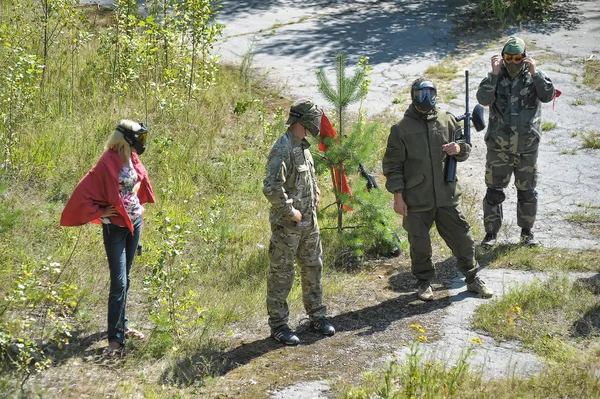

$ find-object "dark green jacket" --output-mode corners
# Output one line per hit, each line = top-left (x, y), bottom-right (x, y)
(382, 106), (470, 212)
(476, 66), (555, 154)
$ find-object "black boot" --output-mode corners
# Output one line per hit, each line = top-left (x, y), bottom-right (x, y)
(271, 325), (300, 346)
(311, 317), (335, 336)
(520, 229), (539, 247)
(481, 232), (497, 248)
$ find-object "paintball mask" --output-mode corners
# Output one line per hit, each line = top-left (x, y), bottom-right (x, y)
(117, 122), (148, 155)
(411, 80), (437, 113)
(286, 99), (322, 137)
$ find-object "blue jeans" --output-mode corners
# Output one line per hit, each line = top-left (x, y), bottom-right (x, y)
(102, 217), (142, 345)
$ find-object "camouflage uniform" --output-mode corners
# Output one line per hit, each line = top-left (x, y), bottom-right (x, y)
(477, 57), (555, 234)
(263, 129), (325, 330)
(382, 105), (479, 282)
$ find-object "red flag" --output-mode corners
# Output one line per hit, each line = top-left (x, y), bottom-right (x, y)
(552, 88), (562, 111)
(319, 111), (353, 210)
(319, 111), (338, 151)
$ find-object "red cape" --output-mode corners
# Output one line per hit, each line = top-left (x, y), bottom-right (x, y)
(60, 150), (155, 234)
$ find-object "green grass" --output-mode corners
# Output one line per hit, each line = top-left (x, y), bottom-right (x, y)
(571, 99), (585, 106)
(480, 246), (600, 272)
(342, 272), (600, 398)
(473, 275), (596, 345)
(541, 121), (557, 131)
(424, 64), (459, 81)
(581, 131), (600, 149)
(583, 59), (600, 91)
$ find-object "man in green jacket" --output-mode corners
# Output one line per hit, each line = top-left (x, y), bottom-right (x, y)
(477, 37), (555, 247)
(263, 98), (335, 346)
(383, 78), (492, 301)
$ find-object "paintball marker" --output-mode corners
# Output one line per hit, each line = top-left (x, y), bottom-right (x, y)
(359, 163), (378, 191)
(444, 70), (486, 182)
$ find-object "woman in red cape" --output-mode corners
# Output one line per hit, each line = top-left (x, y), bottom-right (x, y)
(61, 120), (155, 356)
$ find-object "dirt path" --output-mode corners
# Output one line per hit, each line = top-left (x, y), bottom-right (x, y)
(210, 1), (600, 397)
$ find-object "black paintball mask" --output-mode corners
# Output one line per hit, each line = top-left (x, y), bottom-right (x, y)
(411, 80), (437, 114)
(117, 122), (148, 155)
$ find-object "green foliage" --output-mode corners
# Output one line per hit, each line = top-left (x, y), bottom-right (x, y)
(541, 121), (557, 131)
(472, 275), (596, 349)
(0, 183), (21, 236)
(316, 52), (368, 135)
(476, 0), (556, 26)
(583, 59), (600, 91)
(342, 325), (480, 398)
(143, 212), (205, 351)
(315, 53), (401, 257)
(1, 260), (77, 383)
(581, 130), (600, 149)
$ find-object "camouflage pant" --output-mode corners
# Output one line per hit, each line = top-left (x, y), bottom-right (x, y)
(483, 150), (538, 233)
(266, 222), (326, 330)
(403, 206), (478, 282)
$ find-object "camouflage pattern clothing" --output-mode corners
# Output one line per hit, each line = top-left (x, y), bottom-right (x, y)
(383, 105), (479, 282)
(263, 129), (325, 330)
(476, 65), (555, 234)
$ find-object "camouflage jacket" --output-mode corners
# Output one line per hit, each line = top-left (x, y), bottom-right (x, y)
(476, 66), (555, 154)
(263, 130), (319, 228)
(382, 105), (470, 212)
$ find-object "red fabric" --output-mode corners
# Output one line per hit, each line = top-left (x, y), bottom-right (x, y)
(319, 111), (338, 152)
(552, 88), (562, 110)
(60, 150), (155, 234)
(319, 111), (352, 210)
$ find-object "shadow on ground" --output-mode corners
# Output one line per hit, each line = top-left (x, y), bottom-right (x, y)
(221, 0), (465, 65)
(572, 273), (600, 338)
(159, 261), (457, 387)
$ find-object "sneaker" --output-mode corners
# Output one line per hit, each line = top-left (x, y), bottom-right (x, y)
(271, 325), (300, 346)
(520, 229), (539, 247)
(481, 233), (497, 248)
(417, 281), (434, 301)
(466, 277), (493, 298)
(311, 317), (335, 336)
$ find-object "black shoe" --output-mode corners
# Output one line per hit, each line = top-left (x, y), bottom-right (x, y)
(271, 325), (299, 346)
(481, 233), (497, 248)
(311, 317), (335, 336)
(520, 229), (539, 247)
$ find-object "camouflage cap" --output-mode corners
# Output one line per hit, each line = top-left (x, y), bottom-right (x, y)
(286, 98), (322, 137)
(502, 36), (525, 54)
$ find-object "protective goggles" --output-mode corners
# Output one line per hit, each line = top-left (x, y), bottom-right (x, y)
(415, 87), (437, 102)
(503, 53), (524, 63)
(136, 129), (148, 145)
(117, 123), (148, 145)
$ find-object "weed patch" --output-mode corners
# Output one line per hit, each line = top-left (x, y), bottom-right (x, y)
(581, 131), (600, 149)
(583, 59), (600, 91)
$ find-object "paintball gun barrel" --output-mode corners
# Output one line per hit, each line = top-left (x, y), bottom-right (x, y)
(444, 70), (486, 182)
(359, 163), (378, 191)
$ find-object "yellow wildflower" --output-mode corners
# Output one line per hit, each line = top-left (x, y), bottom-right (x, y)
(471, 337), (483, 345)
